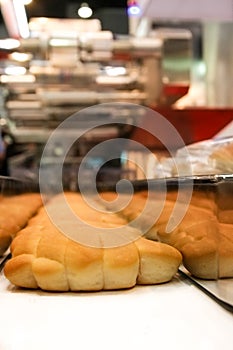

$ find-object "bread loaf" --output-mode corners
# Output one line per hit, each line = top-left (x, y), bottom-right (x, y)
(100, 190), (233, 280)
(4, 193), (182, 291)
(155, 202), (233, 279)
(0, 193), (42, 256)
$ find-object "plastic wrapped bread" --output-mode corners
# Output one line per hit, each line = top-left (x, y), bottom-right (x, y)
(172, 136), (233, 177)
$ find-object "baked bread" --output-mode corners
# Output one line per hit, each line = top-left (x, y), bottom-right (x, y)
(4, 193), (182, 291)
(0, 193), (42, 256)
(99, 189), (233, 280)
(217, 223), (233, 278)
(154, 200), (233, 279)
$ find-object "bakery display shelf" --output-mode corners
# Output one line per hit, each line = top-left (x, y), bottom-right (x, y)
(0, 175), (39, 195)
(0, 268), (232, 350)
(0, 267), (182, 294)
(96, 173), (233, 192)
(0, 255), (232, 313)
(179, 266), (233, 311)
(0, 173), (232, 350)
(1, 175), (233, 304)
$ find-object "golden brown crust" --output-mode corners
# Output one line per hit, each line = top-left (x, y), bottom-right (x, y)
(4, 192), (182, 291)
(4, 254), (38, 289)
(33, 258), (69, 291)
(135, 237), (182, 284)
(148, 197), (232, 279)
(65, 240), (104, 291)
(101, 190), (233, 280)
(0, 193), (42, 256)
(103, 243), (139, 290)
(218, 223), (233, 278)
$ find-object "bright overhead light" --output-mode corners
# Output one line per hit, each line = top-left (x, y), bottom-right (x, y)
(0, 38), (20, 50)
(22, 0), (33, 5)
(77, 3), (93, 19)
(10, 52), (32, 62)
(5, 66), (27, 76)
(127, 0), (141, 16)
(105, 66), (127, 77)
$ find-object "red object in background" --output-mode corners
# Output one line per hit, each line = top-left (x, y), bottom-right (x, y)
(0, 51), (9, 60)
(130, 107), (233, 151)
(162, 84), (190, 106)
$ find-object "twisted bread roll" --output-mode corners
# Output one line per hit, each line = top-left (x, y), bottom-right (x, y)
(152, 202), (233, 279)
(0, 193), (42, 256)
(101, 190), (233, 280)
(4, 193), (182, 291)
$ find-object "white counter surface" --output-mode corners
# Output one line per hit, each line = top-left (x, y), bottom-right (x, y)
(0, 271), (232, 350)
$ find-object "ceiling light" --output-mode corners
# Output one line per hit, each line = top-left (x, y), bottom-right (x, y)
(127, 0), (141, 16)
(22, 0), (33, 5)
(10, 52), (32, 62)
(5, 66), (27, 75)
(77, 3), (93, 19)
(0, 38), (20, 50)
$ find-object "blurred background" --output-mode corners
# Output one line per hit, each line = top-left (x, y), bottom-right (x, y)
(0, 0), (232, 185)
